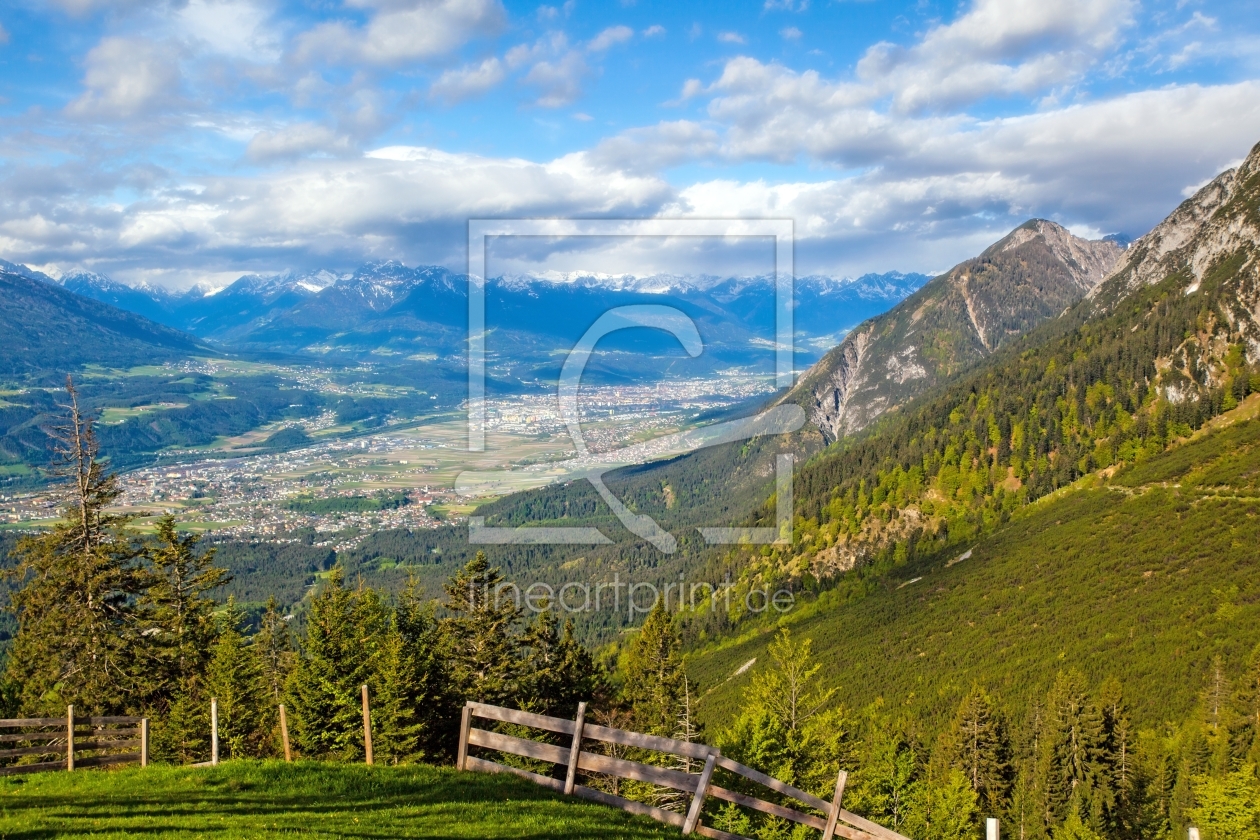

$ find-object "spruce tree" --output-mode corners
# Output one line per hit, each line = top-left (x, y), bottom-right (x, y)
(937, 685), (1012, 816)
(372, 580), (451, 764)
(3, 379), (142, 714)
(286, 569), (384, 760)
(1035, 671), (1115, 836)
(205, 599), (271, 759)
(254, 596), (295, 703)
(135, 515), (228, 710)
(622, 599), (686, 736)
(521, 609), (599, 718)
(441, 552), (521, 705)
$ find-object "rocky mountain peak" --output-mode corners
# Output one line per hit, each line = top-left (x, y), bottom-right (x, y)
(789, 220), (1126, 443)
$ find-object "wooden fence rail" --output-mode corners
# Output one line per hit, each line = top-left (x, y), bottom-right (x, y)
(457, 700), (911, 840)
(0, 706), (148, 777)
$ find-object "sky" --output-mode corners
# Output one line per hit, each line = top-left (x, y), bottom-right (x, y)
(1, 0), (1259, 288)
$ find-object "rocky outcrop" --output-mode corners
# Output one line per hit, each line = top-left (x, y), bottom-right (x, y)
(790, 220), (1124, 443)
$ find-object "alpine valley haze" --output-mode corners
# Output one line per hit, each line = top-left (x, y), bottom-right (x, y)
(2, 2), (1260, 840)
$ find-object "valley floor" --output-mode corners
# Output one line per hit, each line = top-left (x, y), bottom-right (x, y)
(0, 761), (673, 839)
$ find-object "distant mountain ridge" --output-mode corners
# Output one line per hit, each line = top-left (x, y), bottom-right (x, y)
(6, 262), (930, 376)
(788, 220), (1124, 442)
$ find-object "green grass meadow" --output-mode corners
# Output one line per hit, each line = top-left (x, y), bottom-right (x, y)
(0, 761), (674, 839)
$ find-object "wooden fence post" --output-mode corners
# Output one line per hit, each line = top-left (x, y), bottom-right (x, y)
(210, 697), (219, 766)
(66, 705), (74, 772)
(987, 817), (1000, 840)
(456, 704), (471, 770)
(563, 701), (587, 795)
(279, 704), (291, 762)
(822, 769), (848, 840)
(681, 753), (717, 835)
(362, 685), (373, 766)
(141, 719), (149, 768)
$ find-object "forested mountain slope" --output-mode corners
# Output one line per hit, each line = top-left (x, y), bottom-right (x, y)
(737, 142), (1260, 581)
(0, 269), (210, 382)
(789, 220), (1122, 442)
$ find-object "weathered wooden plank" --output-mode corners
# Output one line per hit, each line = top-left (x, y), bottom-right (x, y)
(0, 718), (65, 727)
(0, 745), (63, 759)
(464, 755), (566, 792)
(564, 702), (586, 795)
(832, 824), (880, 840)
(457, 706), (471, 770)
(695, 825), (752, 840)
(714, 756), (830, 813)
(837, 810), (912, 840)
(707, 784), (827, 831)
(0, 760), (66, 776)
(822, 769), (849, 840)
(75, 739), (142, 751)
(0, 733), (60, 744)
(576, 750), (699, 793)
(683, 753), (718, 834)
(467, 702), (576, 736)
(71, 729), (138, 739)
(74, 753), (140, 769)
(582, 721), (714, 760)
(572, 784), (687, 828)
(468, 728), (569, 765)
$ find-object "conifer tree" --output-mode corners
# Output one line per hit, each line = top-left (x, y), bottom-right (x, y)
(286, 569), (384, 760)
(254, 596), (295, 703)
(3, 379), (142, 714)
(521, 609), (600, 718)
(936, 685), (1012, 815)
(372, 580), (451, 764)
(441, 552), (521, 705)
(205, 599), (270, 759)
(622, 599), (686, 737)
(1035, 671), (1115, 836)
(136, 515), (228, 709)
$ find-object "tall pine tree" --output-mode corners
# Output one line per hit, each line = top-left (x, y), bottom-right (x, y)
(286, 569), (385, 760)
(622, 599), (685, 737)
(204, 599), (271, 759)
(441, 553), (521, 705)
(3, 379), (142, 715)
(936, 686), (1012, 816)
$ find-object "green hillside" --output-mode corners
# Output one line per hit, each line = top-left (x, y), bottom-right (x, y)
(690, 397), (1260, 732)
(0, 270), (210, 383)
(0, 761), (673, 839)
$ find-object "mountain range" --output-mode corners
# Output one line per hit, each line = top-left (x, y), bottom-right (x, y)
(38, 264), (930, 376)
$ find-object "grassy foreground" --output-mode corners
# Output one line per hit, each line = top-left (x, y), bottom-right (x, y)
(0, 761), (675, 839)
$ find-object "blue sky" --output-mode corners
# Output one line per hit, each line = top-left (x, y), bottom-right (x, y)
(1, 0), (1259, 287)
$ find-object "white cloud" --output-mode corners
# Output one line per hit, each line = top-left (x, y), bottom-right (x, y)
(429, 57), (506, 102)
(717, 32), (746, 45)
(295, 0), (505, 66)
(66, 37), (181, 119)
(764, 0), (808, 9)
(858, 0), (1136, 113)
(588, 25), (633, 52)
(246, 123), (355, 161)
(781, 27), (802, 41)
(0, 23), (8, 45)
(643, 25), (665, 39)
(175, 0), (281, 62)
(509, 33), (590, 107)
(572, 112), (593, 121)
(587, 120), (721, 173)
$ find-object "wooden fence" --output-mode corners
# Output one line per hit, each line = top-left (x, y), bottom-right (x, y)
(0, 706), (148, 776)
(456, 700), (911, 840)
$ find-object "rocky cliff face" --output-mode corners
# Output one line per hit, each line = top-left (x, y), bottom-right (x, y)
(790, 220), (1124, 442)
(1090, 141), (1260, 396)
